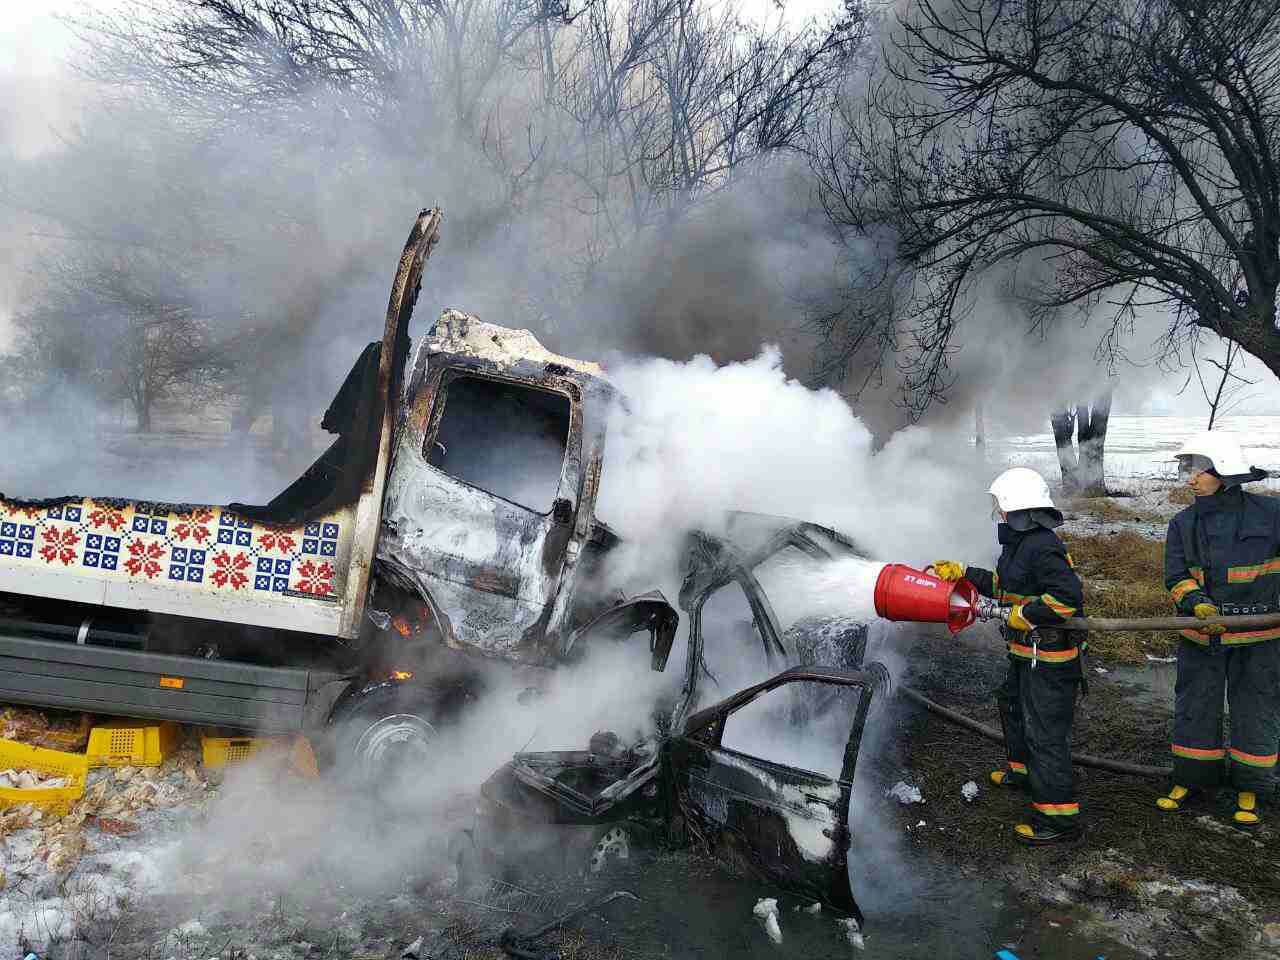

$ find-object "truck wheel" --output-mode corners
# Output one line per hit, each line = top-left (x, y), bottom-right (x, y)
(330, 685), (438, 796)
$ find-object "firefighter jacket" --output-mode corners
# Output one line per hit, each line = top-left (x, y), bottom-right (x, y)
(966, 524), (1086, 665)
(1165, 486), (1280, 645)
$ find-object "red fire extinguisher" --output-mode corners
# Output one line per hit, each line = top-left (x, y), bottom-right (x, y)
(873, 563), (982, 634)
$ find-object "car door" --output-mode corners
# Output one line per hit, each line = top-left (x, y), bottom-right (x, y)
(379, 368), (581, 657)
(666, 666), (876, 927)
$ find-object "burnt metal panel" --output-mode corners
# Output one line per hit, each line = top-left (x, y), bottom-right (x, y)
(562, 591), (678, 669)
(669, 666), (875, 926)
(0, 632), (342, 732)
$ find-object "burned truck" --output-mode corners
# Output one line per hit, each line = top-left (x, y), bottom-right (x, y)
(0, 212), (890, 914)
(0, 209), (663, 773)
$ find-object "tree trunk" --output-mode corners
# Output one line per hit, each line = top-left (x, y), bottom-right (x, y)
(1050, 410), (1080, 492)
(1076, 389), (1111, 496)
(1050, 390), (1112, 496)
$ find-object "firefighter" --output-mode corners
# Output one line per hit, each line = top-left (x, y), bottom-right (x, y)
(934, 466), (1086, 845)
(1158, 432), (1278, 827)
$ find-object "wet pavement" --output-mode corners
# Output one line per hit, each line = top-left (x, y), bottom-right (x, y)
(561, 847), (1146, 959)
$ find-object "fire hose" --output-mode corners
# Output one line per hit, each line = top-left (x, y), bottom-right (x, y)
(900, 612), (1280, 780)
(897, 685), (1172, 779)
(970, 593), (1280, 635)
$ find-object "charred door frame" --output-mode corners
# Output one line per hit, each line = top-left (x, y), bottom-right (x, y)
(394, 362), (586, 644)
(675, 520), (870, 728)
(668, 665), (876, 925)
(419, 366), (585, 531)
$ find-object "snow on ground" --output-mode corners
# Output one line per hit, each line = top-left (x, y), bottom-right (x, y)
(991, 415), (1280, 489)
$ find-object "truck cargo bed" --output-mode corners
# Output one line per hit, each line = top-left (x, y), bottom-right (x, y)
(0, 499), (361, 638)
(0, 631), (349, 732)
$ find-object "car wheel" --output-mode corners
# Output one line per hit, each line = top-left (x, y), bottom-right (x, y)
(588, 825), (631, 874)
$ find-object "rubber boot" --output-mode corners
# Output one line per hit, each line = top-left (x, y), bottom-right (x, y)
(990, 765), (1029, 790)
(1013, 820), (1081, 846)
(1155, 784), (1200, 812)
(1234, 791), (1261, 828)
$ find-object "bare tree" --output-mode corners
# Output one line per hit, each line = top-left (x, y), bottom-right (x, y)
(76, 0), (561, 134)
(1191, 335), (1258, 429)
(812, 0), (1280, 417)
(552, 0), (860, 267)
(1050, 390), (1113, 497)
(3, 0), (862, 422)
(12, 249), (229, 431)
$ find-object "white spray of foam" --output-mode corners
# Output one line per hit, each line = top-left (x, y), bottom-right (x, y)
(597, 347), (998, 602)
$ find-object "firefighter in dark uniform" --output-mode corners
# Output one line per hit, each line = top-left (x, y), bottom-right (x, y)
(1158, 433), (1279, 827)
(935, 467), (1086, 845)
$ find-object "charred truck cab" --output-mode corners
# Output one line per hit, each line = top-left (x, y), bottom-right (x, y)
(0, 209), (670, 779)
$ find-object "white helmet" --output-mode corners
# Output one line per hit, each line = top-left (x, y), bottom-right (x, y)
(988, 467), (1056, 517)
(1173, 432), (1252, 477)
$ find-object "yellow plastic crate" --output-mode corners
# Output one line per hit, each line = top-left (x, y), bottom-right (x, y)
(0, 738), (88, 816)
(200, 734), (290, 769)
(86, 722), (181, 768)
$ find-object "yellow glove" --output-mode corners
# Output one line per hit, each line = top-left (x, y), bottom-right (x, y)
(1006, 605), (1034, 632)
(933, 561), (966, 582)
(1193, 602), (1228, 636)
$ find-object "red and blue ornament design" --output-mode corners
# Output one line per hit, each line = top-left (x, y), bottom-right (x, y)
(0, 497), (347, 601)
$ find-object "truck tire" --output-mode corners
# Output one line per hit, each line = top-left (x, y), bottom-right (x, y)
(328, 684), (439, 798)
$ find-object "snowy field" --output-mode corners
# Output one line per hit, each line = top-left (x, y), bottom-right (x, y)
(990, 414), (1280, 493)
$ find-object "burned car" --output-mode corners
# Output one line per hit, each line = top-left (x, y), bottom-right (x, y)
(457, 515), (890, 928)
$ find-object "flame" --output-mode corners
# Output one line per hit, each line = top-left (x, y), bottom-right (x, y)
(392, 615), (413, 637)
(391, 670), (414, 680)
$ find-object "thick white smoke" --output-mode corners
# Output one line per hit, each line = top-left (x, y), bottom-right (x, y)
(596, 345), (999, 597)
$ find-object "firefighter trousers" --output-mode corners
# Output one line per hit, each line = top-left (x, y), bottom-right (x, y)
(997, 653), (1082, 829)
(1171, 638), (1280, 792)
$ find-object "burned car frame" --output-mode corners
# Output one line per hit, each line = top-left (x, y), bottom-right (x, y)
(460, 515), (888, 928)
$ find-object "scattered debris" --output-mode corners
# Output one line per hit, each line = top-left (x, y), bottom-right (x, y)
(0, 769), (70, 789)
(500, 890), (639, 958)
(87, 815), (139, 835)
(1145, 654), (1176, 663)
(400, 936), (423, 959)
(0, 708), (92, 751)
(961, 780), (979, 803)
(804, 902), (823, 915)
(837, 916), (865, 950)
(1094, 667), (1109, 675)
(753, 897), (783, 944)
(886, 781), (924, 805)
(1194, 815), (1265, 847)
